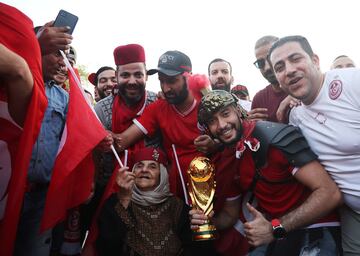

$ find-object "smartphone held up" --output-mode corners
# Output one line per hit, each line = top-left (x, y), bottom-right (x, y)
(53, 9), (78, 35)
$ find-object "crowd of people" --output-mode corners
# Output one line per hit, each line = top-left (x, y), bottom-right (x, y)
(1, 3), (360, 256)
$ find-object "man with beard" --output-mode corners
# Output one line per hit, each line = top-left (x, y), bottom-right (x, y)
(88, 66), (117, 101)
(208, 58), (251, 112)
(94, 44), (156, 190)
(89, 44), (158, 227)
(208, 58), (233, 92)
(115, 50), (206, 201)
(249, 35), (288, 122)
(191, 90), (342, 256)
(94, 44), (158, 157)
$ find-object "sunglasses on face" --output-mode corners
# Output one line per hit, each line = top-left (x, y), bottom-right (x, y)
(253, 58), (266, 69)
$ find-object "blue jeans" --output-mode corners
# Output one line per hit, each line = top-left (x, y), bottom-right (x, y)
(250, 226), (341, 256)
(14, 190), (53, 256)
(299, 227), (340, 256)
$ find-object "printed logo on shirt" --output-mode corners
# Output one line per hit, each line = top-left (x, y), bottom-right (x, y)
(328, 80), (342, 100)
(315, 112), (327, 124)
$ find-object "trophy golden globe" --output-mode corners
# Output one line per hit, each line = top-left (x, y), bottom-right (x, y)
(187, 156), (218, 241)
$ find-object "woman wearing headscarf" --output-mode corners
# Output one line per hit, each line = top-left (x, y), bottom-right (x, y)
(96, 147), (213, 256)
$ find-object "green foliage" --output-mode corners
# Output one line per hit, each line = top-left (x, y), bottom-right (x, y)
(77, 64), (89, 81)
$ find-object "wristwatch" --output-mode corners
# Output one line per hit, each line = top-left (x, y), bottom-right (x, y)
(271, 219), (287, 239)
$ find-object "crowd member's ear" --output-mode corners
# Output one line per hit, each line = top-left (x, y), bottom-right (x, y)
(311, 54), (320, 69)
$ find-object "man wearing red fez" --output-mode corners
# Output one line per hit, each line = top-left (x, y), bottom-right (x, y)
(94, 43), (159, 184)
(86, 44), (159, 239)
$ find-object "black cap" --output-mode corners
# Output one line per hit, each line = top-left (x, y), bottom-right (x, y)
(148, 50), (192, 76)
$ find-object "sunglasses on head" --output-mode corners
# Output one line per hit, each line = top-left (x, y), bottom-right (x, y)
(253, 58), (266, 69)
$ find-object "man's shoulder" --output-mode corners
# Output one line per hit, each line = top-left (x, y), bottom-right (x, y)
(48, 81), (67, 93)
(326, 68), (360, 84)
(252, 120), (290, 143)
(95, 95), (114, 109)
(146, 96), (168, 108)
(96, 95), (115, 105)
(254, 84), (286, 98)
(146, 90), (157, 103)
(252, 84), (271, 103)
(254, 84), (272, 95)
(252, 84), (287, 109)
(47, 82), (69, 103)
(252, 120), (316, 168)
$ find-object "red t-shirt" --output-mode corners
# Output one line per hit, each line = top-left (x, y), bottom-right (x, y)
(224, 146), (338, 224)
(212, 147), (250, 256)
(211, 147), (241, 212)
(112, 95), (150, 155)
(135, 98), (203, 199)
(251, 84), (288, 123)
(235, 147), (307, 218)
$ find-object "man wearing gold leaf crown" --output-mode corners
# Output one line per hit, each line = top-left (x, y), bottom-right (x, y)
(191, 90), (343, 256)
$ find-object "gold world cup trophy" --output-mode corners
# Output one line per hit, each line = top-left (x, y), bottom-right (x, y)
(187, 156), (218, 241)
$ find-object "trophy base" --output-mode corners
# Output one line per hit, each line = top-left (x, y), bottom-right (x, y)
(193, 223), (218, 241)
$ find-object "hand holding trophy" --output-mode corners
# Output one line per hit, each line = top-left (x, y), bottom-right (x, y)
(187, 156), (218, 241)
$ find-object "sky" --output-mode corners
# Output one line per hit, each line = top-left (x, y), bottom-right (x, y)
(4, 0), (360, 98)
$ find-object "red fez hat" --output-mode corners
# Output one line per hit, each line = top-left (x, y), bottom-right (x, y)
(131, 147), (168, 168)
(88, 73), (96, 86)
(113, 44), (146, 66)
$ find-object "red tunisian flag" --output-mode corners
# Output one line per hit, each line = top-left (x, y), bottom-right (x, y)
(0, 3), (48, 256)
(40, 67), (108, 231)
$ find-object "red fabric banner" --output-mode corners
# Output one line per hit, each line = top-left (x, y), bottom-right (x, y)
(0, 3), (48, 255)
(41, 68), (107, 231)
